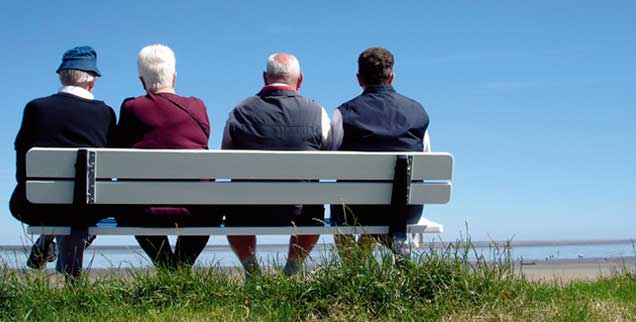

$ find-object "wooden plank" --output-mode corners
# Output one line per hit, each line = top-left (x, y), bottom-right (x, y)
(26, 222), (444, 236)
(26, 148), (453, 181)
(411, 182), (452, 204)
(26, 180), (74, 204)
(26, 181), (452, 205)
(25, 149), (77, 178)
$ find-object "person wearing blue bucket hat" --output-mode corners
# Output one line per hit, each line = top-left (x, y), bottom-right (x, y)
(56, 46), (102, 76)
(10, 46), (116, 278)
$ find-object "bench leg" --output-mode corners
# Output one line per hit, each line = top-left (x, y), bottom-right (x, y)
(55, 231), (90, 279)
(409, 233), (424, 248)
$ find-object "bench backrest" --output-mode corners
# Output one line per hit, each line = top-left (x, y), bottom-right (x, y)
(26, 148), (453, 205)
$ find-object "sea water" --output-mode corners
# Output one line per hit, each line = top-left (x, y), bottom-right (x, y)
(2, 239), (635, 270)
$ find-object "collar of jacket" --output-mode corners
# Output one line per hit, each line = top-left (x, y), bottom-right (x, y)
(362, 84), (395, 95)
(258, 84), (299, 97)
(59, 85), (94, 100)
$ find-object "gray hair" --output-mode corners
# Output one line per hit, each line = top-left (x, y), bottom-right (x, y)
(59, 69), (96, 86)
(137, 44), (176, 91)
(265, 53), (300, 84)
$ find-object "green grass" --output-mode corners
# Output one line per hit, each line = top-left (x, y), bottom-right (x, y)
(2, 242), (636, 321)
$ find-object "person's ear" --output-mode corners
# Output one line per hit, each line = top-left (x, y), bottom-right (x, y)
(139, 76), (147, 91)
(87, 80), (96, 92)
(356, 73), (365, 89)
(387, 72), (394, 85)
(263, 72), (269, 86)
(295, 72), (303, 90)
(172, 72), (177, 88)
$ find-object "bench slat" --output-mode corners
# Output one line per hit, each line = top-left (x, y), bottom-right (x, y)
(26, 223), (443, 236)
(26, 148), (453, 181)
(27, 181), (451, 205)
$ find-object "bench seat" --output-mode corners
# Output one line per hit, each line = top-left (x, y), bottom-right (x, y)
(26, 217), (443, 236)
(25, 148), (452, 240)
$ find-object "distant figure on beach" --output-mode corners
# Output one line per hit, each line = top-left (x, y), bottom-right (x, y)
(330, 47), (431, 256)
(10, 46), (117, 276)
(114, 44), (220, 269)
(221, 53), (331, 276)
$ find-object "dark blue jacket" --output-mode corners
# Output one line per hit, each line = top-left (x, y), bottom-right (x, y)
(332, 84), (429, 226)
(14, 92), (116, 183)
(11, 92), (116, 226)
(223, 86), (325, 227)
(338, 84), (428, 152)
(227, 86), (323, 150)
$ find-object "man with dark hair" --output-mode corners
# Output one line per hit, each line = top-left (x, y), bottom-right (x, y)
(10, 46), (116, 276)
(356, 47), (395, 85)
(331, 47), (431, 256)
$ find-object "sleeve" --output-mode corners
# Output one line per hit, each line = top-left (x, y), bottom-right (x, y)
(200, 100), (211, 140)
(423, 130), (431, 152)
(14, 102), (34, 182)
(320, 107), (332, 150)
(14, 102), (34, 152)
(106, 107), (118, 148)
(330, 109), (344, 150)
(114, 101), (139, 148)
(221, 112), (233, 150)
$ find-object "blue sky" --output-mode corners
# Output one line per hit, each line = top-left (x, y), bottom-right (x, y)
(0, 1), (634, 245)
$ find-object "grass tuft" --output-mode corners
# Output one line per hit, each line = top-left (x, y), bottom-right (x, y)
(1, 239), (636, 321)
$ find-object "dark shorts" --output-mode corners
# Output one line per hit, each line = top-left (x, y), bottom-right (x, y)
(222, 205), (325, 227)
(330, 205), (423, 226)
(115, 205), (222, 228)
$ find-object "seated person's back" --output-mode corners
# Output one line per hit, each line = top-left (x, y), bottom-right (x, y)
(331, 47), (431, 227)
(114, 44), (218, 268)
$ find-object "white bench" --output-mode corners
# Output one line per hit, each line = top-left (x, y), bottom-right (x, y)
(25, 148), (453, 242)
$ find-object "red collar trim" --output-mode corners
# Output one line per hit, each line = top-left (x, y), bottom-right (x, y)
(261, 84), (296, 91)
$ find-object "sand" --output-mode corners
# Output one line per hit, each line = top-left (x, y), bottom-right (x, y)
(514, 257), (636, 283)
(11, 256), (636, 284)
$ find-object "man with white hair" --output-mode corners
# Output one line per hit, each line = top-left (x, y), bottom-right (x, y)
(115, 44), (219, 269)
(222, 53), (331, 276)
(10, 46), (116, 277)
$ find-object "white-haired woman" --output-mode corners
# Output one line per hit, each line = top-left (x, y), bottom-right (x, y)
(115, 44), (218, 268)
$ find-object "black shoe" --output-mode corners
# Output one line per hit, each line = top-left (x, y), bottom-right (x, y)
(282, 259), (301, 277)
(241, 255), (261, 276)
(85, 235), (96, 248)
(390, 237), (411, 258)
(26, 237), (57, 270)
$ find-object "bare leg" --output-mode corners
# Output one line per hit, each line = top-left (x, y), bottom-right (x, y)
(227, 235), (260, 274)
(283, 234), (319, 276)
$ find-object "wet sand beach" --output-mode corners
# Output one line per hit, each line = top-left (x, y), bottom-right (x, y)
(15, 256), (636, 284)
(515, 257), (636, 282)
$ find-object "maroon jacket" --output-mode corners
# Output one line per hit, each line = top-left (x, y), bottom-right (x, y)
(116, 92), (210, 221)
(117, 93), (209, 149)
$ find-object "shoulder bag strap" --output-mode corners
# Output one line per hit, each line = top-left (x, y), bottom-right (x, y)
(155, 93), (209, 137)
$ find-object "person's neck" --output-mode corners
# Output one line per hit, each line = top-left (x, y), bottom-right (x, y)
(149, 87), (176, 94)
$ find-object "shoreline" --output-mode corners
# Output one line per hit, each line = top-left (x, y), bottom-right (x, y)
(7, 257), (636, 283)
(1, 238), (636, 251)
